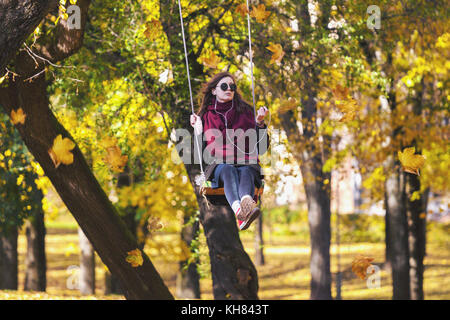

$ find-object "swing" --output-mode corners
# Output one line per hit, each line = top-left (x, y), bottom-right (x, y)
(200, 179), (265, 206)
(178, 0), (267, 207)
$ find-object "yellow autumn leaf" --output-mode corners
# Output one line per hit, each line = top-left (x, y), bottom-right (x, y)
(201, 50), (221, 69)
(351, 255), (374, 280)
(101, 135), (119, 149)
(147, 216), (164, 232)
(235, 3), (249, 17)
(144, 19), (161, 41)
(104, 145), (128, 173)
(278, 97), (297, 114)
(48, 134), (76, 168)
(250, 4), (271, 23)
(398, 147), (425, 176)
(332, 85), (360, 122)
(337, 100), (359, 122)
(126, 249), (143, 267)
(11, 108), (27, 125)
(331, 84), (349, 100)
(266, 43), (285, 64)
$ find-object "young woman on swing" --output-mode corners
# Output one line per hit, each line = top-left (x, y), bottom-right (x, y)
(190, 72), (269, 230)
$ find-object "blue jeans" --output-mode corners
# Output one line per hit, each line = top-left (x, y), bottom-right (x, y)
(214, 164), (260, 207)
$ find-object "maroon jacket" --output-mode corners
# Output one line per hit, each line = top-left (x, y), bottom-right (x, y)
(199, 97), (270, 181)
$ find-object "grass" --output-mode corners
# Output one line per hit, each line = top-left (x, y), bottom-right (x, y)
(1, 213), (449, 300)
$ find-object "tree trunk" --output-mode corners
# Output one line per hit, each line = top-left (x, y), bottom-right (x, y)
(405, 81), (427, 300)
(78, 228), (95, 295)
(176, 215), (201, 299)
(405, 172), (426, 300)
(0, 226), (18, 290)
(279, 119), (333, 300)
(0, 0), (57, 71)
(182, 164), (258, 299)
(201, 201), (259, 299)
(383, 69), (411, 299)
(279, 88), (332, 300)
(302, 163), (332, 300)
(385, 201), (392, 270)
(24, 207), (47, 291)
(104, 272), (123, 295)
(0, 60), (173, 301)
(385, 160), (410, 300)
(254, 214), (265, 266)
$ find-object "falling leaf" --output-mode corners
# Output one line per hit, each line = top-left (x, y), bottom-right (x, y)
(250, 4), (271, 23)
(126, 249), (143, 267)
(398, 147), (425, 176)
(235, 3), (249, 17)
(104, 145), (128, 173)
(331, 85), (349, 99)
(266, 43), (285, 64)
(352, 255), (374, 280)
(144, 19), (161, 41)
(419, 212), (427, 219)
(201, 50), (221, 69)
(48, 134), (76, 168)
(101, 136), (119, 149)
(337, 101), (359, 122)
(147, 216), (164, 232)
(332, 85), (360, 122)
(10, 108), (27, 125)
(278, 97), (297, 114)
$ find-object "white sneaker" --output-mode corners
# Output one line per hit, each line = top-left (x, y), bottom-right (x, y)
(238, 195), (257, 221)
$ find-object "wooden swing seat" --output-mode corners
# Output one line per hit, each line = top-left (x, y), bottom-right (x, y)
(201, 180), (264, 206)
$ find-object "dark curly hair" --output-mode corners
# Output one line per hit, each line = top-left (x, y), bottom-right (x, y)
(196, 71), (253, 118)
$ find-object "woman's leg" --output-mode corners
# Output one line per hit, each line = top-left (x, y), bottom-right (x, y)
(218, 164), (240, 210)
(237, 166), (257, 200)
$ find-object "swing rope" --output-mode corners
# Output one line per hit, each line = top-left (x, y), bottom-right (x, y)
(246, 0), (257, 130)
(177, 0), (205, 188)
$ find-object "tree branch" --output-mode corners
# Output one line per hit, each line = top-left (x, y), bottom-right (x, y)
(0, 0), (58, 71)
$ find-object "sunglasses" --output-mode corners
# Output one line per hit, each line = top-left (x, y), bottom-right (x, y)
(217, 82), (237, 92)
